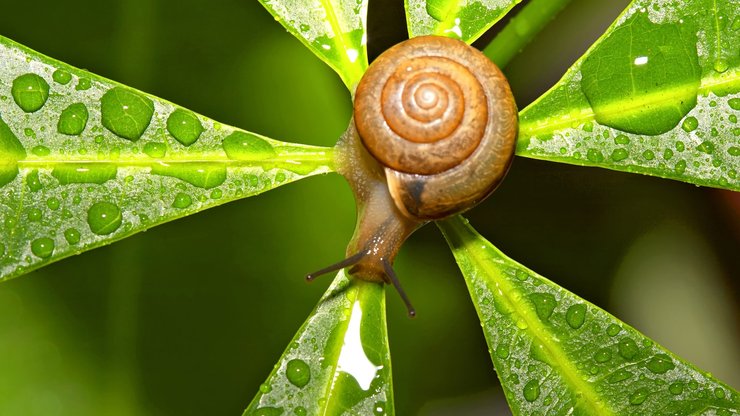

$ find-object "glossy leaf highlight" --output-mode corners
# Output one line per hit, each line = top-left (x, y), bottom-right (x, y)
(258, 0), (369, 91)
(517, 0), (740, 191)
(405, 0), (522, 44)
(244, 272), (394, 416)
(0, 35), (334, 281)
(439, 216), (740, 416)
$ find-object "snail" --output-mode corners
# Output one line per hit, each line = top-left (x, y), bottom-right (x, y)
(307, 35), (518, 316)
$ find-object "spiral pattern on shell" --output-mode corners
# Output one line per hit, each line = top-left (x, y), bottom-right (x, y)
(353, 35), (518, 220)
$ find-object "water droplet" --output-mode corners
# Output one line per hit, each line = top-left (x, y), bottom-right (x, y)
(210, 188), (223, 199)
(674, 160), (687, 175)
(713, 59), (729, 73)
(27, 170), (42, 192)
(293, 406), (307, 416)
(223, 131), (277, 160)
(586, 148), (604, 162)
(286, 359), (311, 388)
(87, 201), (122, 235)
(373, 401), (386, 416)
(618, 337), (639, 360)
(56, 103), (90, 136)
(167, 109), (203, 146)
(27, 208), (42, 222)
(64, 228), (81, 245)
(151, 163), (226, 189)
(31, 145), (50, 156)
(100, 87), (154, 141)
(642, 149), (655, 160)
(696, 141), (715, 154)
(528, 292), (557, 321)
(44, 197), (59, 211)
(495, 343), (510, 359)
(259, 383), (272, 393)
(663, 148), (674, 160)
(668, 381), (684, 395)
(0, 115), (26, 187)
(75, 77), (91, 91)
(629, 387), (649, 405)
(728, 147), (740, 156)
(594, 347), (612, 363)
(606, 324), (621, 336)
(681, 116), (698, 132)
(714, 387), (725, 399)
(608, 369), (633, 383)
(729, 98), (740, 110)
(646, 354), (674, 374)
(675, 141), (685, 152)
(515, 269), (528, 281)
(565, 303), (586, 329)
(426, 0), (455, 21)
(523, 379), (540, 402)
(172, 192), (192, 209)
(253, 407), (283, 416)
(611, 148), (629, 161)
(614, 135), (630, 145)
(143, 142), (167, 158)
(52, 163), (117, 184)
(580, 14), (700, 135)
(52, 69), (72, 85)
(31, 237), (55, 258)
(11, 73), (50, 112)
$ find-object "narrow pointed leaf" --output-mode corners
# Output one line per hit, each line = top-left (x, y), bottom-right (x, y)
(244, 272), (393, 416)
(517, 0), (740, 191)
(405, 0), (523, 44)
(483, 0), (573, 69)
(0, 35), (334, 282)
(259, 0), (369, 91)
(439, 216), (740, 416)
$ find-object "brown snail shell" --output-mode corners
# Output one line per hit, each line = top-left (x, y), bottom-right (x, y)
(353, 35), (518, 220)
(308, 35), (518, 316)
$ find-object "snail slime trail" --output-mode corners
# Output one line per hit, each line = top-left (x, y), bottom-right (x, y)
(307, 36), (518, 317)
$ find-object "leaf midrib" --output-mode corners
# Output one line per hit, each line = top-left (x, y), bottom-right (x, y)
(457, 223), (614, 415)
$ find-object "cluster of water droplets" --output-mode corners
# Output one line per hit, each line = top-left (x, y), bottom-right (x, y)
(0, 41), (327, 278)
(465, 241), (739, 414)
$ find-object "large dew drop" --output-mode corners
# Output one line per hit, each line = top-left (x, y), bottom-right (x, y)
(31, 237), (55, 258)
(222, 131), (276, 160)
(100, 87), (154, 141)
(565, 303), (586, 329)
(580, 14), (700, 135)
(285, 359), (311, 388)
(87, 201), (122, 235)
(58, 103), (89, 136)
(523, 379), (540, 402)
(12, 73), (50, 113)
(167, 109), (203, 146)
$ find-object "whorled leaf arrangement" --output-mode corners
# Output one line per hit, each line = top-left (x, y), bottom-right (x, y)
(0, 0), (738, 415)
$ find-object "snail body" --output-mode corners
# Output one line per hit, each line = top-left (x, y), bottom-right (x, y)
(307, 36), (518, 316)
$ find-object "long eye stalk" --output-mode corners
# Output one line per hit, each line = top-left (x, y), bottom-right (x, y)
(306, 251), (416, 317)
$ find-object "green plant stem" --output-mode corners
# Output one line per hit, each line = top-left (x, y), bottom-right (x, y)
(484, 0), (573, 68)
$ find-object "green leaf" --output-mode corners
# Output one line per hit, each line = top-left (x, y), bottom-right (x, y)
(0, 35), (334, 281)
(517, 0), (740, 191)
(244, 272), (394, 416)
(258, 0), (369, 92)
(483, 0), (573, 69)
(405, 0), (523, 44)
(439, 216), (740, 416)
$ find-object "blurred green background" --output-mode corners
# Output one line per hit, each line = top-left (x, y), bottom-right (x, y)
(0, 1), (738, 415)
